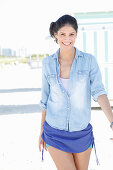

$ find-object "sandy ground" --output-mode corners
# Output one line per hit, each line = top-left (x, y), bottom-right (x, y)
(0, 64), (113, 170)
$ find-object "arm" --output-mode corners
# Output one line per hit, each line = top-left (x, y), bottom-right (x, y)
(89, 55), (113, 139)
(89, 55), (108, 102)
(39, 109), (47, 152)
(39, 59), (50, 134)
(39, 109), (46, 135)
(97, 94), (113, 129)
(40, 59), (50, 111)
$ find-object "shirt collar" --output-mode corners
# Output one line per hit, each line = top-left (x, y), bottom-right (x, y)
(52, 46), (83, 62)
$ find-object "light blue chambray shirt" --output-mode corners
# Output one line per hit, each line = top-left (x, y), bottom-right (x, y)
(40, 46), (107, 132)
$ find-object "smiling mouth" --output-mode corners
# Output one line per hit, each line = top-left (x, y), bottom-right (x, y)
(62, 42), (71, 46)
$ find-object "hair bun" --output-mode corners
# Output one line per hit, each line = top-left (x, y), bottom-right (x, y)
(49, 22), (56, 38)
(50, 22), (55, 29)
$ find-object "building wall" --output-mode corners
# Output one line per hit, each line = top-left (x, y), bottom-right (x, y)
(2, 48), (12, 56)
(73, 11), (113, 99)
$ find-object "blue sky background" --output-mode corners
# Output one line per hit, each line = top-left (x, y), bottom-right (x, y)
(0, 0), (113, 54)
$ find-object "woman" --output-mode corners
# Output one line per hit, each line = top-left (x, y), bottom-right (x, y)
(38, 14), (113, 170)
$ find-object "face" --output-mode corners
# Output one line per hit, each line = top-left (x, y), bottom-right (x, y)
(54, 24), (77, 49)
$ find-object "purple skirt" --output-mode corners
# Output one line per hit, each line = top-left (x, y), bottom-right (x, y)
(41, 121), (99, 165)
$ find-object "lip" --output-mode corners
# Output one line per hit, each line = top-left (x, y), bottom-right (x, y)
(62, 42), (71, 46)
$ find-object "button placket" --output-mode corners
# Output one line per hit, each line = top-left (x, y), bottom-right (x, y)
(56, 59), (71, 96)
(66, 97), (71, 131)
(58, 77), (69, 95)
(56, 58), (71, 131)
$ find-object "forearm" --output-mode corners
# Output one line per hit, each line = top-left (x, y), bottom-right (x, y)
(40, 109), (46, 135)
(97, 94), (113, 123)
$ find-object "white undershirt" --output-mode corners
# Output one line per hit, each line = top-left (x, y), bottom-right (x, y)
(60, 77), (70, 92)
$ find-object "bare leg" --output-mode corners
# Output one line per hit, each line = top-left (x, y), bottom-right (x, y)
(48, 146), (77, 170)
(72, 147), (92, 170)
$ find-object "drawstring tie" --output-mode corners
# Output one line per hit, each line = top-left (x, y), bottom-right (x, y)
(93, 141), (100, 165)
(41, 140), (44, 162)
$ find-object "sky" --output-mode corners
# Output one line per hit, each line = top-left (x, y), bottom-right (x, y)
(0, 0), (113, 54)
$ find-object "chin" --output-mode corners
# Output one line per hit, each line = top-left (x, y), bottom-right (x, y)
(60, 44), (74, 49)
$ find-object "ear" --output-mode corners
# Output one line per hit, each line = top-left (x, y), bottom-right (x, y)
(54, 33), (58, 39)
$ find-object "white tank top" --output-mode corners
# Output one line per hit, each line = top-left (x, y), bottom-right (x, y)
(60, 77), (70, 92)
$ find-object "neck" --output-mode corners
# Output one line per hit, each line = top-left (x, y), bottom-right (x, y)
(59, 47), (75, 61)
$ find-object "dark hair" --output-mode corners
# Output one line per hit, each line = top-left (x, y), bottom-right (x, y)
(49, 14), (78, 43)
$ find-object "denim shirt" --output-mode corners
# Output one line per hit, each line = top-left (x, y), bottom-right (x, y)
(40, 46), (107, 132)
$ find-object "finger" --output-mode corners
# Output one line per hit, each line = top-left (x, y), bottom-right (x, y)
(39, 144), (41, 152)
(39, 143), (42, 152)
(110, 138), (113, 140)
(44, 142), (47, 151)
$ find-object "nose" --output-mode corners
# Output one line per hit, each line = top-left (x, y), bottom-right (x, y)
(64, 36), (70, 41)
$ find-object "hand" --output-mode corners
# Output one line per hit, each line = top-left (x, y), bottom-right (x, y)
(38, 134), (47, 152)
(110, 138), (113, 140)
(110, 126), (113, 141)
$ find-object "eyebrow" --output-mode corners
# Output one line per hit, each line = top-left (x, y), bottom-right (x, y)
(60, 32), (75, 34)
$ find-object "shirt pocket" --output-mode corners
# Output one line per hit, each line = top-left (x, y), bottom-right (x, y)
(47, 74), (57, 86)
(47, 74), (60, 93)
(77, 70), (89, 81)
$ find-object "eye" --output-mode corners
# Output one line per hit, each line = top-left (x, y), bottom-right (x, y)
(70, 34), (74, 36)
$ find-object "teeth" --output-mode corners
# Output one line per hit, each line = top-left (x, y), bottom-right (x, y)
(63, 43), (71, 46)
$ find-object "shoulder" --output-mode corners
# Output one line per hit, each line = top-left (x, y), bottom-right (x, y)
(42, 53), (56, 65)
(79, 50), (95, 60)
(83, 51), (97, 64)
(78, 49), (97, 64)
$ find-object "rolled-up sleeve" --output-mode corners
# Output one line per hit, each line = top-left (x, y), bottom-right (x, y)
(39, 59), (50, 110)
(89, 55), (108, 102)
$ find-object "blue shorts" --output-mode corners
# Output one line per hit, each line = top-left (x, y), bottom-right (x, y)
(41, 121), (99, 165)
(46, 143), (93, 148)
(42, 121), (94, 153)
